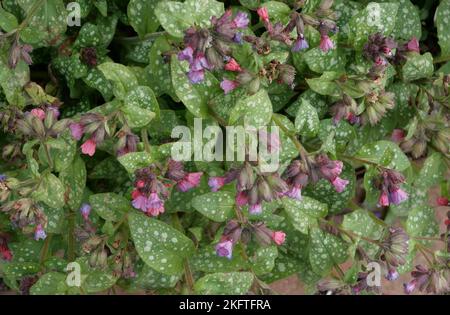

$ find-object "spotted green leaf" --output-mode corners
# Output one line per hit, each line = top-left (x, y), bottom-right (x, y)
(306, 72), (341, 97)
(84, 271), (117, 293)
(229, 89), (273, 128)
(355, 140), (410, 171)
(129, 211), (195, 275)
(32, 173), (65, 209)
(281, 197), (328, 234)
(133, 263), (181, 290)
(0, 5), (18, 32)
(124, 85), (160, 121)
(191, 191), (235, 222)
(89, 193), (131, 222)
(435, 0), (450, 56)
(98, 62), (139, 100)
(309, 227), (349, 275)
(402, 53), (434, 82)
(2, 262), (40, 278)
(30, 272), (68, 295)
(191, 245), (247, 273)
(415, 152), (445, 190)
(261, 1), (291, 24)
(117, 151), (154, 174)
(406, 206), (439, 245)
(128, 0), (161, 38)
(304, 47), (346, 74)
(381, 0), (421, 40)
(252, 246), (278, 276)
(295, 99), (320, 137)
(194, 272), (253, 295)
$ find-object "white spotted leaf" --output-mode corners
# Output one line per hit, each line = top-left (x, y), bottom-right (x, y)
(355, 140), (410, 171)
(295, 99), (320, 137)
(194, 272), (254, 295)
(229, 89), (273, 128)
(281, 197), (328, 234)
(191, 191), (235, 222)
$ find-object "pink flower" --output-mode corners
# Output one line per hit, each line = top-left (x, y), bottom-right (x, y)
(236, 191), (248, 207)
(177, 172), (203, 192)
(81, 138), (96, 156)
(319, 35), (334, 52)
(80, 203), (91, 220)
(406, 37), (420, 53)
(146, 192), (165, 216)
(389, 188), (408, 205)
(257, 7), (269, 22)
(187, 69), (204, 83)
(147, 204), (165, 217)
(208, 176), (226, 192)
(233, 12), (249, 28)
(249, 203), (262, 215)
(272, 231), (286, 245)
(220, 79), (239, 94)
(320, 160), (343, 181)
(258, 130), (280, 153)
(191, 54), (211, 71)
(0, 240), (12, 261)
(285, 185), (302, 200)
(224, 58), (242, 72)
(385, 268), (399, 281)
(30, 108), (45, 120)
(178, 46), (194, 63)
(70, 123), (84, 141)
(375, 56), (387, 66)
(331, 176), (349, 193)
(132, 194), (148, 212)
(378, 191), (390, 207)
(382, 47), (392, 56)
(34, 224), (46, 241)
(391, 129), (405, 143)
(437, 197), (449, 206)
(215, 239), (233, 259)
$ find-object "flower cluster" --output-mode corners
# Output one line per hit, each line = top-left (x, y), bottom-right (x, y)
(70, 113), (108, 157)
(376, 169), (409, 207)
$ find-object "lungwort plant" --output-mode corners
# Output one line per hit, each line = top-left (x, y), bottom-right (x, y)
(0, 0), (450, 295)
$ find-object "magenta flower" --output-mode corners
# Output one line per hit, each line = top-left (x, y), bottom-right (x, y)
(81, 138), (96, 156)
(208, 176), (226, 192)
(34, 224), (47, 241)
(391, 129), (405, 143)
(258, 129), (280, 153)
(220, 79), (239, 94)
(378, 191), (390, 207)
(224, 58), (242, 72)
(320, 159), (343, 181)
(292, 35), (309, 52)
(331, 176), (349, 193)
(385, 268), (399, 281)
(177, 172), (203, 192)
(70, 123), (84, 141)
(233, 12), (249, 28)
(215, 239), (233, 259)
(30, 108), (45, 120)
(285, 185), (302, 200)
(257, 7), (269, 22)
(389, 188), (408, 205)
(249, 203), (262, 215)
(235, 191), (248, 207)
(80, 203), (91, 220)
(178, 46), (194, 63)
(132, 194), (148, 212)
(319, 35), (334, 52)
(406, 37), (420, 53)
(146, 192), (165, 217)
(272, 231), (286, 245)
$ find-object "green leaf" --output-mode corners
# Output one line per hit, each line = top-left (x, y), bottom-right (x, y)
(306, 72), (341, 97)
(129, 211), (195, 275)
(125, 86), (160, 121)
(9, 239), (42, 263)
(60, 155), (86, 210)
(0, 5), (18, 32)
(348, 2), (399, 50)
(155, 0), (224, 38)
(89, 193), (131, 222)
(117, 151), (154, 174)
(30, 272), (68, 295)
(383, 0), (421, 40)
(128, 0), (161, 38)
(295, 99), (320, 137)
(406, 206), (439, 245)
(304, 47), (346, 74)
(252, 246), (278, 276)
(0, 44), (29, 106)
(415, 152), (445, 189)
(309, 227), (349, 275)
(121, 104), (156, 128)
(191, 191), (235, 222)
(435, 0), (450, 56)
(98, 62), (139, 100)
(355, 140), (411, 171)
(171, 56), (220, 117)
(41, 204), (65, 234)
(190, 245), (247, 273)
(229, 89), (273, 127)
(2, 262), (40, 278)
(83, 271), (117, 293)
(133, 262), (181, 290)
(281, 197), (328, 234)
(342, 209), (384, 257)
(402, 53), (434, 82)
(194, 272), (253, 295)
(261, 1), (291, 24)
(32, 173), (65, 209)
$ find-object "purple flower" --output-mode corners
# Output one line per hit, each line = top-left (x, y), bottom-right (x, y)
(34, 225), (46, 241)
(0, 174), (6, 182)
(331, 177), (349, 193)
(70, 123), (84, 141)
(249, 203), (262, 215)
(146, 192), (165, 217)
(403, 279), (417, 294)
(389, 188), (408, 205)
(187, 69), (205, 83)
(233, 32), (243, 44)
(177, 172), (203, 192)
(292, 35), (309, 52)
(215, 239), (233, 259)
(132, 194), (148, 212)
(233, 12), (249, 28)
(220, 79), (239, 94)
(80, 203), (91, 220)
(385, 268), (399, 281)
(178, 46), (194, 63)
(319, 35), (334, 52)
(208, 176), (226, 192)
(285, 185), (302, 200)
(191, 54), (211, 71)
